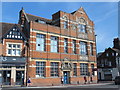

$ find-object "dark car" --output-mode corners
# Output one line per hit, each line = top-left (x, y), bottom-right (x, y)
(114, 76), (120, 85)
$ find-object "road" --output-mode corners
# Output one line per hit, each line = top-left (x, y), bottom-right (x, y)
(2, 84), (120, 90)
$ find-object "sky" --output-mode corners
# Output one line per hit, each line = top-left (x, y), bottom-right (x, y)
(1, 2), (118, 53)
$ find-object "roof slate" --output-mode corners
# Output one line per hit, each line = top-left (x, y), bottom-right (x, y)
(0, 22), (26, 41)
(26, 13), (52, 24)
(111, 48), (120, 53)
(0, 22), (23, 36)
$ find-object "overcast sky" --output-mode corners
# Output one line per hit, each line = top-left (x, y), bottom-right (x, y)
(1, 2), (118, 53)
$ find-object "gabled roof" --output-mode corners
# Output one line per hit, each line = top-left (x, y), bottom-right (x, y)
(97, 47), (120, 58)
(0, 22), (27, 41)
(0, 22), (19, 37)
(111, 48), (120, 53)
(71, 7), (92, 22)
(97, 52), (103, 57)
(71, 7), (87, 15)
(26, 13), (52, 24)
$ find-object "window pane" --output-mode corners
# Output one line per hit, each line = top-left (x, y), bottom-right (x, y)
(36, 34), (45, 51)
(36, 61), (46, 77)
(7, 44), (21, 56)
(90, 43), (93, 55)
(12, 49), (16, 55)
(80, 63), (88, 75)
(78, 24), (86, 33)
(80, 42), (87, 55)
(17, 45), (20, 48)
(8, 49), (11, 54)
(13, 44), (16, 48)
(72, 40), (76, 54)
(8, 44), (12, 48)
(73, 63), (77, 76)
(51, 36), (58, 52)
(51, 62), (59, 77)
(64, 21), (68, 29)
(16, 50), (20, 55)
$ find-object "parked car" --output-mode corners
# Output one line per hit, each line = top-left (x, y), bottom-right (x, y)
(114, 76), (120, 85)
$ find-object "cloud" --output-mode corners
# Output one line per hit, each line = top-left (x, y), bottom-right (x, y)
(94, 9), (117, 23)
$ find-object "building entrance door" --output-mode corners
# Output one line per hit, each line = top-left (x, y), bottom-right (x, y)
(2, 70), (11, 85)
(16, 71), (24, 85)
(63, 71), (70, 84)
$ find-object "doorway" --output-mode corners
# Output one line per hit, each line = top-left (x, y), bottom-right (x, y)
(16, 71), (24, 85)
(2, 70), (11, 85)
(63, 71), (70, 84)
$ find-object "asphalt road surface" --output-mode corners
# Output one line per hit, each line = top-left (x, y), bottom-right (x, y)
(2, 84), (120, 90)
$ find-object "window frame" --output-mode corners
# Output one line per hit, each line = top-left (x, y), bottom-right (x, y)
(80, 41), (87, 55)
(64, 38), (68, 53)
(72, 40), (76, 54)
(90, 43), (93, 55)
(36, 34), (46, 51)
(50, 36), (59, 53)
(7, 43), (22, 56)
(73, 63), (77, 76)
(78, 24), (86, 33)
(64, 21), (68, 29)
(80, 63), (88, 76)
(36, 61), (46, 78)
(50, 62), (59, 77)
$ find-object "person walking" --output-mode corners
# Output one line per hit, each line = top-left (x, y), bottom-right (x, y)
(90, 76), (93, 83)
(27, 76), (31, 87)
(61, 77), (64, 85)
(84, 76), (87, 84)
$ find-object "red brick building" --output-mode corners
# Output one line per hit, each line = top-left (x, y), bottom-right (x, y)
(1, 7), (97, 86)
(18, 7), (97, 86)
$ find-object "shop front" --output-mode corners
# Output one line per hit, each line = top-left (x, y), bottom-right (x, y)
(0, 56), (26, 86)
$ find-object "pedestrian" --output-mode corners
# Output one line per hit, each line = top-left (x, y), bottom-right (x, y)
(61, 77), (64, 85)
(27, 76), (31, 87)
(84, 76), (87, 84)
(90, 76), (93, 82)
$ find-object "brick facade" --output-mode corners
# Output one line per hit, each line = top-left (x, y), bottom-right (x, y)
(18, 7), (97, 86)
(0, 7), (97, 86)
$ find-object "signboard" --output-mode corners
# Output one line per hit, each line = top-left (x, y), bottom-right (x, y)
(0, 56), (26, 63)
(0, 56), (7, 61)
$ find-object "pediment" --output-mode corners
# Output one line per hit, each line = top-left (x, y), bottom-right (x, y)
(72, 7), (90, 22)
(72, 7), (86, 15)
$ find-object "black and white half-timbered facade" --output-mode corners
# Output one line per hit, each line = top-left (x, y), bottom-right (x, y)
(0, 22), (28, 86)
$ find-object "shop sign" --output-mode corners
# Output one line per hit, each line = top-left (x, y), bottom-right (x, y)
(0, 56), (7, 61)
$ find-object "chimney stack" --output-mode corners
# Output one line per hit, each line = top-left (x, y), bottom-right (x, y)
(113, 38), (120, 50)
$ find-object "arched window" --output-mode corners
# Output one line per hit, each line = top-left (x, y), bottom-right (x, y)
(64, 21), (68, 29)
(78, 24), (86, 33)
(63, 16), (68, 29)
(78, 18), (86, 33)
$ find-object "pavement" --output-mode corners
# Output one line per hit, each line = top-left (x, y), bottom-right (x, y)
(1, 81), (114, 89)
